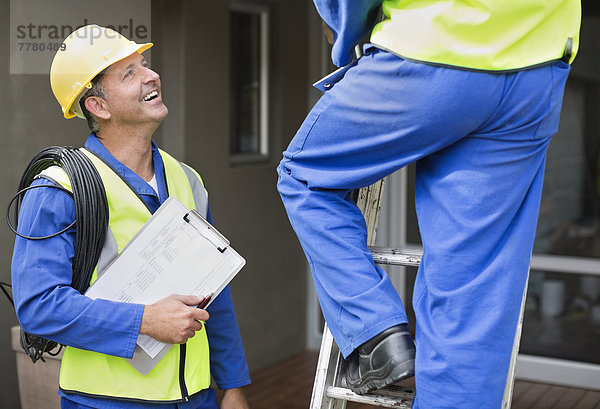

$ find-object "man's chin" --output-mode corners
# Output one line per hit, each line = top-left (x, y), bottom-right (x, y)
(154, 105), (169, 123)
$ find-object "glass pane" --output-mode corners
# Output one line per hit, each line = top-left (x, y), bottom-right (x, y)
(524, 11), (600, 367)
(229, 10), (262, 155)
(521, 270), (600, 364)
(534, 77), (600, 259)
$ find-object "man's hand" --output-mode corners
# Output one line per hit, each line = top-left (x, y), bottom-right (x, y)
(140, 294), (209, 344)
(221, 388), (250, 409)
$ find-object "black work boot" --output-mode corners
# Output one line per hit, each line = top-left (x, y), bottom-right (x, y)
(343, 323), (415, 395)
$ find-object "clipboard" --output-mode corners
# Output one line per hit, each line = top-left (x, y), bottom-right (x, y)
(85, 197), (246, 375)
(313, 45), (363, 92)
(312, 58), (358, 92)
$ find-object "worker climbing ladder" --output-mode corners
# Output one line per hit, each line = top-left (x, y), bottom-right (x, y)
(309, 179), (529, 409)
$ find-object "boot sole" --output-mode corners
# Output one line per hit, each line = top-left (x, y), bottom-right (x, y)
(347, 358), (415, 395)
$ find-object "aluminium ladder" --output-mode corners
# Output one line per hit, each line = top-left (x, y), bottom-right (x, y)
(309, 179), (528, 408)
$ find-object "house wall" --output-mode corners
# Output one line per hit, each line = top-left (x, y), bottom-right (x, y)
(152, 0), (309, 372)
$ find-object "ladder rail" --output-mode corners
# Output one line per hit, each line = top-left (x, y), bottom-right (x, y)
(310, 324), (346, 409)
(369, 246), (422, 267)
(502, 272), (530, 408)
(326, 386), (413, 409)
(356, 181), (386, 247)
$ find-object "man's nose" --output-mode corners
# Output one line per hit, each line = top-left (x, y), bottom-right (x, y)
(142, 67), (160, 83)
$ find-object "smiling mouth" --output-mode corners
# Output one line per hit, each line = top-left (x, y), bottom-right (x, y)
(142, 90), (159, 101)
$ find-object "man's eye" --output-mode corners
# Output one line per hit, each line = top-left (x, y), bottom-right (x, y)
(124, 70), (133, 79)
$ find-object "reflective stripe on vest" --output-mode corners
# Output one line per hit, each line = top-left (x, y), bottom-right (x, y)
(38, 148), (211, 402)
(370, 0), (581, 71)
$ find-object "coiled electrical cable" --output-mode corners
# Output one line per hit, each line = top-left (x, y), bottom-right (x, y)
(5, 146), (109, 362)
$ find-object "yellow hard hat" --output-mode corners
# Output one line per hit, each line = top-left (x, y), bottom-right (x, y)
(50, 24), (153, 119)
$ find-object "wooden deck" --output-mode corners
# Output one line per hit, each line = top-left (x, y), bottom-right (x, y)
(241, 350), (600, 409)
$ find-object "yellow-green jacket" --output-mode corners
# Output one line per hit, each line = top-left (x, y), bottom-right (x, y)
(371, 0), (581, 71)
(317, 0), (581, 70)
(39, 147), (211, 402)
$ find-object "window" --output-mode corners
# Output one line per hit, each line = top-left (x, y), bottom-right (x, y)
(229, 4), (269, 162)
(519, 73), (600, 376)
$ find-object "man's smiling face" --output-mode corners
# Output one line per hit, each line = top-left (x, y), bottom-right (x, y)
(100, 52), (168, 127)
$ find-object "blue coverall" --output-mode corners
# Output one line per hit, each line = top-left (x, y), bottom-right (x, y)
(12, 134), (251, 409)
(276, 2), (572, 408)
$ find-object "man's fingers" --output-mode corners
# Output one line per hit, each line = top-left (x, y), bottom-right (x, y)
(170, 294), (202, 305)
(192, 308), (210, 322)
(142, 294), (211, 344)
(190, 320), (203, 332)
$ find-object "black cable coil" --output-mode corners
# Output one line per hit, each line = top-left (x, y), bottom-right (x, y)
(5, 146), (109, 362)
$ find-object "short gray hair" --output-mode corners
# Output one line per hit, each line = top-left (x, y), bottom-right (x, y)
(78, 73), (107, 133)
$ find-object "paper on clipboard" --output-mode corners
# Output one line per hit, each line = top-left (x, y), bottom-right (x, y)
(85, 197), (246, 375)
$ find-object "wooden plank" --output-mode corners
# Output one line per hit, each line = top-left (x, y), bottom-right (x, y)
(551, 387), (587, 409)
(533, 385), (572, 409)
(243, 351), (320, 409)
(511, 381), (537, 403)
(572, 390), (600, 409)
(507, 381), (550, 409)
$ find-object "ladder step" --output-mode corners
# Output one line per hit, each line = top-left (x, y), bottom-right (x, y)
(326, 385), (415, 408)
(369, 246), (423, 267)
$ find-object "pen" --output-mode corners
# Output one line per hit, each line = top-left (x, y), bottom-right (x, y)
(197, 293), (213, 309)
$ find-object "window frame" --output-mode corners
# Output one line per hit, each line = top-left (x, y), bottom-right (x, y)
(229, 2), (270, 164)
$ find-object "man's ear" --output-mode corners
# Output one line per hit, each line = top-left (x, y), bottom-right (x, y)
(84, 96), (111, 120)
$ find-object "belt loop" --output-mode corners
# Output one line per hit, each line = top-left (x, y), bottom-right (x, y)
(562, 37), (573, 63)
(354, 45), (363, 60)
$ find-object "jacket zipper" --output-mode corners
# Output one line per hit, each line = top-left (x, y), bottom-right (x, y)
(179, 344), (189, 402)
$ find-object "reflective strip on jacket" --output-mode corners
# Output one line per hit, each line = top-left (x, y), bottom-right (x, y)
(38, 147), (211, 403)
(370, 0), (581, 71)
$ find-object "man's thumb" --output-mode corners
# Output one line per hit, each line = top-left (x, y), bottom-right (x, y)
(174, 294), (201, 306)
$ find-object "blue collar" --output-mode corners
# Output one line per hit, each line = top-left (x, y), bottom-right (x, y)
(83, 133), (168, 211)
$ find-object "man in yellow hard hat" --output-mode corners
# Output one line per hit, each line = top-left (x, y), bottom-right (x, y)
(12, 25), (250, 408)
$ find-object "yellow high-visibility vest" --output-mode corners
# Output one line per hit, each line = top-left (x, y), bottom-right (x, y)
(39, 148), (211, 402)
(370, 0), (581, 71)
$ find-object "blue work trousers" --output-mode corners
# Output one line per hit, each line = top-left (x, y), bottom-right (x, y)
(277, 48), (570, 409)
